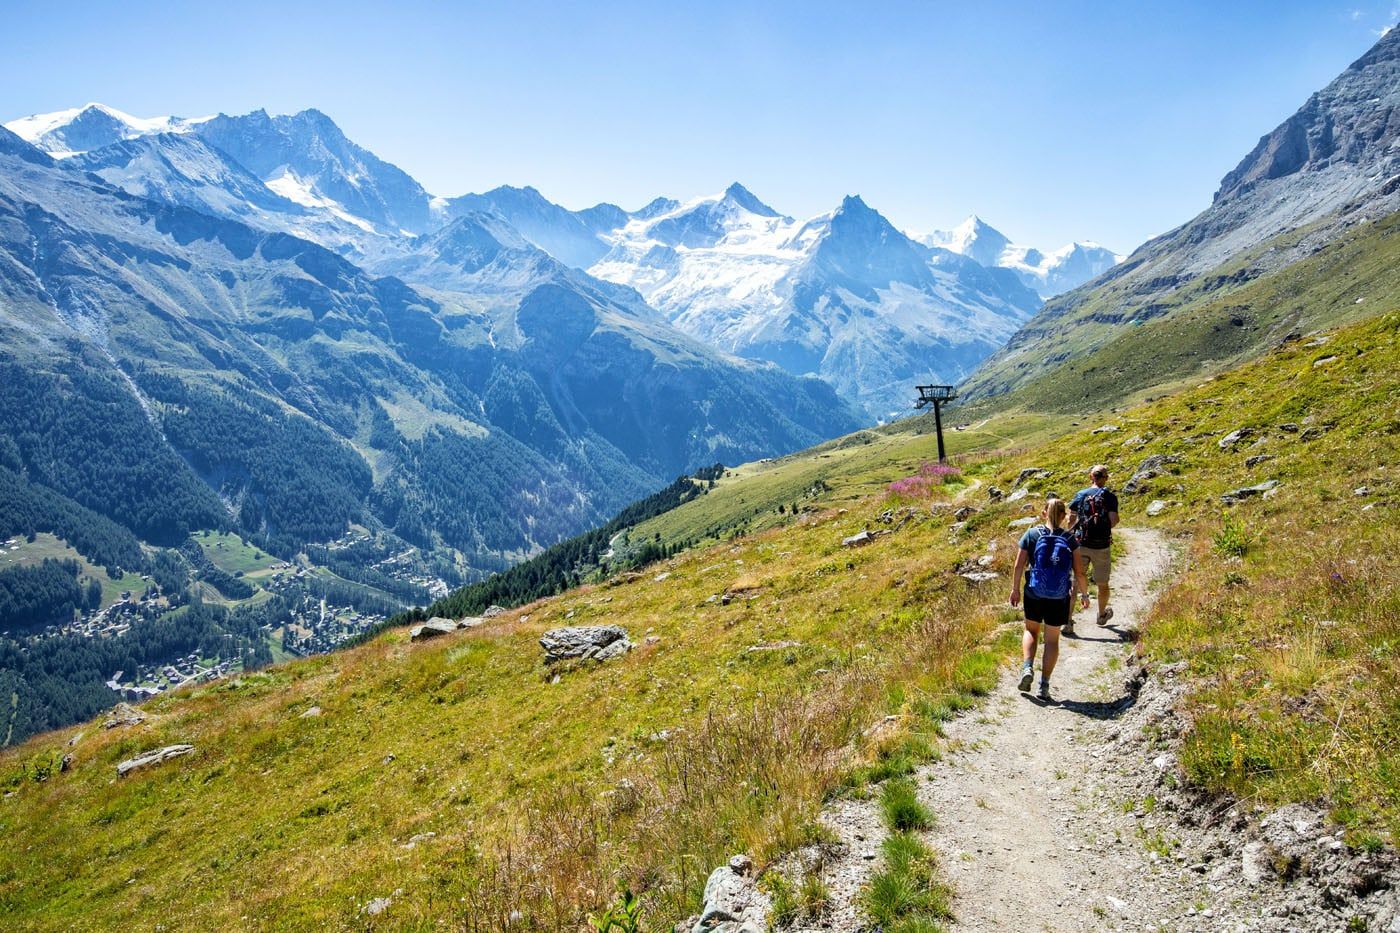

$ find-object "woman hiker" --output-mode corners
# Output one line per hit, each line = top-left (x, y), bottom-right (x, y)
(1008, 497), (1090, 701)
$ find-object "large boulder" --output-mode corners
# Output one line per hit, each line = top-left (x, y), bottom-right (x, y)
(1014, 467), (1050, 487)
(540, 625), (633, 664)
(410, 617), (458, 641)
(116, 744), (194, 777)
(1123, 454), (1182, 495)
(679, 855), (769, 933)
(1221, 480), (1280, 503)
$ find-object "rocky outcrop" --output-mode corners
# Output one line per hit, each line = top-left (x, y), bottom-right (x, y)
(116, 744), (194, 777)
(678, 854), (769, 933)
(1123, 454), (1182, 495)
(102, 703), (146, 729)
(540, 625), (633, 664)
(410, 617), (459, 641)
(1221, 480), (1280, 503)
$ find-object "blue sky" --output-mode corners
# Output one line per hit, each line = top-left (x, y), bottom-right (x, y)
(2, 1), (1394, 251)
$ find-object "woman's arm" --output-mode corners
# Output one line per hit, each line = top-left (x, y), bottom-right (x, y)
(1009, 547), (1029, 606)
(1072, 550), (1090, 608)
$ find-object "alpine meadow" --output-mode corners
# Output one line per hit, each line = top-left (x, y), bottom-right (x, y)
(1, 6), (1399, 932)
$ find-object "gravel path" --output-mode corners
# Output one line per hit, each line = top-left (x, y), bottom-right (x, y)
(795, 527), (1177, 931)
(783, 525), (1400, 932)
(921, 526), (1173, 931)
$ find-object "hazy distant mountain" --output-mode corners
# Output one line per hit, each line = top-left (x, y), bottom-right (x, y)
(7, 104), (435, 239)
(915, 216), (1122, 299)
(3, 102), (212, 158)
(444, 185), (617, 269)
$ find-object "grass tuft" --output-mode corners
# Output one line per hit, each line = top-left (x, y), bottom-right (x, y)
(880, 776), (933, 832)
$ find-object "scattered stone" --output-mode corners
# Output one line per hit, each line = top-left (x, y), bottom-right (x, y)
(402, 832), (436, 849)
(1313, 355), (1338, 367)
(1008, 517), (1038, 528)
(59, 753), (73, 773)
(1221, 480), (1280, 503)
(1005, 488), (1029, 503)
(116, 744), (194, 778)
(1015, 467), (1050, 487)
(410, 617), (457, 642)
(66, 731), (85, 747)
(1241, 841), (1271, 884)
(457, 616), (485, 629)
(987, 486), (1004, 502)
(1092, 424), (1120, 434)
(1301, 427), (1327, 441)
(1146, 500), (1174, 517)
(961, 571), (999, 583)
(1244, 454), (1274, 468)
(540, 625), (633, 664)
(953, 506), (979, 521)
(653, 572), (671, 582)
(1354, 486), (1371, 496)
(1123, 454), (1182, 494)
(363, 897), (392, 916)
(299, 706), (322, 718)
(1278, 423), (1300, 433)
(842, 530), (873, 548)
(645, 635), (661, 645)
(976, 554), (995, 567)
(1218, 428), (1254, 450)
(747, 640), (801, 653)
(482, 605), (507, 618)
(102, 703), (146, 730)
(681, 854), (769, 933)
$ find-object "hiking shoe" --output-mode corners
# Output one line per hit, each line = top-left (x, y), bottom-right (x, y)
(1062, 620), (1076, 637)
(1018, 666), (1034, 693)
(1097, 606), (1114, 626)
(1037, 680), (1052, 701)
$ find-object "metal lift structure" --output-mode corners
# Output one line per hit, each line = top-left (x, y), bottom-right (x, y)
(914, 384), (958, 463)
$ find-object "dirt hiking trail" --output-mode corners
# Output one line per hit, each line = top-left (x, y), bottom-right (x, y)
(806, 526), (1179, 931)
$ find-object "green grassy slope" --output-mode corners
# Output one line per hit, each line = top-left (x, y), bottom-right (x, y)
(2, 308), (1397, 929)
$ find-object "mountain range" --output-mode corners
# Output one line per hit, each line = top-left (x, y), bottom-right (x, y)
(914, 214), (1123, 299)
(0, 121), (858, 582)
(6, 104), (1122, 422)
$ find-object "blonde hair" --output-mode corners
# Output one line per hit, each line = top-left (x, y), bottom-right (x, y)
(1044, 497), (1068, 530)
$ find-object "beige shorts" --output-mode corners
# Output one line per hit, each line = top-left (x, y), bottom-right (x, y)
(1081, 546), (1111, 585)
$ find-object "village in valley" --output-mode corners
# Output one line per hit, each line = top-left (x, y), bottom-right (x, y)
(0, 527), (449, 702)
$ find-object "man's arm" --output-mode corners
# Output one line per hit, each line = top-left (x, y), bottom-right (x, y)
(1109, 511), (1120, 528)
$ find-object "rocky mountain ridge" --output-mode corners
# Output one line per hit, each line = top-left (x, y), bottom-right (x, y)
(959, 26), (1400, 406)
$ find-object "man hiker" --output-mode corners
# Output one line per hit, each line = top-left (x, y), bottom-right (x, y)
(1067, 464), (1120, 626)
(1009, 497), (1090, 701)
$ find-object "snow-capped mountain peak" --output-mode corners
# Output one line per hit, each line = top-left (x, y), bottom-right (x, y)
(721, 181), (781, 217)
(586, 185), (1040, 420)
(4, 103), (212, 158)
(912, 216), (1121, 298)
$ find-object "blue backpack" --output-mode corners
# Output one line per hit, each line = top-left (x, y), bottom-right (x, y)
(1029, 528), (1074, 599)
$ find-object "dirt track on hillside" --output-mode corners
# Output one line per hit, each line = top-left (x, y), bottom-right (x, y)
(801, 527), (1177, 931)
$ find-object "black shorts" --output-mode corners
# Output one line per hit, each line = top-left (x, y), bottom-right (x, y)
(1023, 590), (1071, 627)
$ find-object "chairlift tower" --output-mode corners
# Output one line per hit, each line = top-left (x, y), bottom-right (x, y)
(914, 384), (959, 463)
